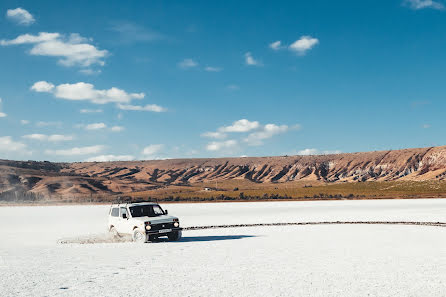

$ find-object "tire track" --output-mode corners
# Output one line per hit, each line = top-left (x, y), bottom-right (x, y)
(183, 221), (446, 230)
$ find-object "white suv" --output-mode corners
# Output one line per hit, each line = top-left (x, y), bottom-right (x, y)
(108, 202), (182, 243)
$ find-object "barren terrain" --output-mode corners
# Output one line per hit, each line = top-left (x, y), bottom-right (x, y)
(3, 145), (446, 202)
(1, 200), (446, 296)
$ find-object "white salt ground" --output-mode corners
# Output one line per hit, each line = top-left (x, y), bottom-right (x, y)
(1, 199), (446, 296)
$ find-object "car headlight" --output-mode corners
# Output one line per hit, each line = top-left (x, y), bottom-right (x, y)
(173, 222), (179, 228)
(146, 225), (152, 230)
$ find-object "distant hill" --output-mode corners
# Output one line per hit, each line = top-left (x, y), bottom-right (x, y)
(2, 145), (446, 202)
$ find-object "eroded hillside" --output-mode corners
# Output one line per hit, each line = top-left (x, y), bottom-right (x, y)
(2, 145), (446, 201)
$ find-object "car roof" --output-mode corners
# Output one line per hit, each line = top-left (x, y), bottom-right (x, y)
(111, 202), (159, 207)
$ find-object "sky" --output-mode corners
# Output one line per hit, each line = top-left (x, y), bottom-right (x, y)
(0, 0), (446, 162)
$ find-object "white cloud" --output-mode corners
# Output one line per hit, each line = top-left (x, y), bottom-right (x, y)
(6, 8), (35, 26)
(142, 144), (164, 156)
(294, 148), (342, 156)
(20, 120), (30, 125)
(269, 41), (283, 50)
(85, 154), (135, 162)
(423, 124), (431, 129)
(178, 58), (198, 69)
(1, 32), (107, 68)
(85, 123), (106, 130)
(206, 140), (237, 151)
(22, 134), (73, 142)
(45, 145), (104, 156)
(110, 126), (124, 132)
(245, 52), (262, 66)
(244, 124), (289, 146)
(117, 103), (167, 112)
(31, 81), (55, 92)
(80, 108), (103, 113)
(404, 0), (444, 9)
(289, 36), (319, 55)
(31, 81), (145, 105)
(205, 66), (222, 72)
(219, 119), (260, 133)
(0, 136), (27, 152)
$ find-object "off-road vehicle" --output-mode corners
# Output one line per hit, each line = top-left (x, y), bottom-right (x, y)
(108, 202), (182, 243)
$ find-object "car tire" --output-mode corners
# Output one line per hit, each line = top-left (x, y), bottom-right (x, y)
(133, 228), (147, 243)
(109, 227), (119, 239)
(168, 230), (182, 241)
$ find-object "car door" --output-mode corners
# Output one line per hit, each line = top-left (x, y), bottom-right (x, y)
(116, 207), (131, 234)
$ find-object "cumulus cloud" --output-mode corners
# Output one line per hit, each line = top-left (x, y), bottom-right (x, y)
(220, 119), (260, 133)
(245, 52), (262, 66)
(31, 81), (146, 105)
(85, 123), (107, 130)
(203, 120), (299, 148)
(202, 120), (260, 140)
(205, 66), (222, 72)
(178, 58), (198, 69)
(110, 126), (124, 132)
(117, 103), (167, 112)
(206, 140), (237, 151)
(20, 120), (30, 125)
(6, 8), (35, 26)
(289, 36), (319, 55)
(142, 144), (164, 156)
(1, 32), (107, 68)
(85, 154), (135, 162)
(0, 136), (27, 152)
(22, 134), (73, 142)
(244, 124), (290, 146)
(31, 81), (55, 92)
(404, 0), (444, 9)
(45, 145), (104, 156)
(269, 41), (283, 50)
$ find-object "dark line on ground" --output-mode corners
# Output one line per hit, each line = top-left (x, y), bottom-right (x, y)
(183, 221), (446, 230)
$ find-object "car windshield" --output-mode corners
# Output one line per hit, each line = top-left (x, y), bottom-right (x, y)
(129, 205), (165, 217)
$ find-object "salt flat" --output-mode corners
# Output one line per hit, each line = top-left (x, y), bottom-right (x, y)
(1, 199), (446, 296)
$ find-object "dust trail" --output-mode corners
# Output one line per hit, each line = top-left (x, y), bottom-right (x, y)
(183, 221), (446, 230)
(58, 221), (446, 244)
(58, 233), (131, 244)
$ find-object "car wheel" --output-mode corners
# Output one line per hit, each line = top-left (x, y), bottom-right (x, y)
(133, 229), (147, 243)
(109, 227), (119, 239)
(168, 230), (182, 241)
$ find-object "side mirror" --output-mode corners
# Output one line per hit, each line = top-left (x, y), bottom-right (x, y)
(122, 213), (127, 219)
(165, 210), (168, 215)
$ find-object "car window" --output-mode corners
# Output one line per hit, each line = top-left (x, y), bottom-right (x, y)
(120, 207), (128, 218)
(111, 208), (119, 217)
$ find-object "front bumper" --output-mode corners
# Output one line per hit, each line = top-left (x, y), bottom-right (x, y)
(146, 227), (182, 235)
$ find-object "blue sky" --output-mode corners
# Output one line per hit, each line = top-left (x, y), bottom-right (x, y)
(0, 0), (445, 162)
